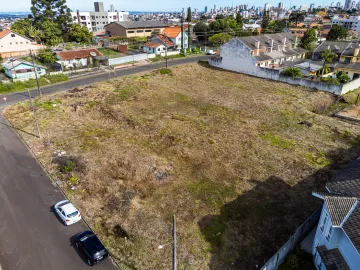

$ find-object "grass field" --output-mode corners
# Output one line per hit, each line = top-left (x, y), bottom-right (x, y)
(98, 48), (127, 58)
(5, 63), (360, 270)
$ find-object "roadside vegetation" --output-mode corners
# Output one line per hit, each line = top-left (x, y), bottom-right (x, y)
(5, 63), (360, 269)
(97, 48), (125, 58)
(0, 74), (68, 94)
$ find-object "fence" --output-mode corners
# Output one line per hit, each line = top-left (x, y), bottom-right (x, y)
(49, 67), (100, 76)
(109, 53), (156, 66)
(260, 207), (322, 270)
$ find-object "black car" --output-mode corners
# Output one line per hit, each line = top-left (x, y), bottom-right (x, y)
(75, 231), (109, 266)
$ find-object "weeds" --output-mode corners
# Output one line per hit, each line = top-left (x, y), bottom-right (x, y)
(305, 152), (331, 167)
(157, 68), (172, 75)
(259, 132), (296, 149)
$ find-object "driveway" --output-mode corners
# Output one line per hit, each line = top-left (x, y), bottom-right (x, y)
(0, 56), (208, 270)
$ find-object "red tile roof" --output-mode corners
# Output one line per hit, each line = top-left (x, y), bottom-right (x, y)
(162, 27), (182, 38)
(155, 34), (176, 47)
(144, 42), (162, 48)
(0, 29), (11, 39)
(56, 49), (103, 60)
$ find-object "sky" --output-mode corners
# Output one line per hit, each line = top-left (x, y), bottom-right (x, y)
(2, 0), (322, 12)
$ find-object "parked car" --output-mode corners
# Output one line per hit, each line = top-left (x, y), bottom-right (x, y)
(206, 50), (216, 55)
(54, 200), (81, 226)
(75, 231), (109, 266)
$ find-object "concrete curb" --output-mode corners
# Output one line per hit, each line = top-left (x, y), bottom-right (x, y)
(335, 112), (360, 123)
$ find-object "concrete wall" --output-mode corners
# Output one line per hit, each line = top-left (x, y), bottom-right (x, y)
(209, 39), (360, 96)
(109, 53), (155, 65)
(0, 32), (45, 55)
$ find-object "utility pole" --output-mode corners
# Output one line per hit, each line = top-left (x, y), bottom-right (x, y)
(164, 33), (168, 69)
(27, 88), (41, 138)
(172, 215), (177, 270)
(205, 29), (207, 51)
(30, 50), (42, 97)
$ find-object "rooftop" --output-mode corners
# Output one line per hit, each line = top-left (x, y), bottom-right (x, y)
(162, 27), (182, 38)
(56, 48), (103, 61)
(2, 59), (46, 70)
(316, 246), (350, 270)
(112, 21), (169, 29)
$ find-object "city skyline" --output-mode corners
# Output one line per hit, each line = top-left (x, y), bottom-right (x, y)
(3, 0), (339, 12)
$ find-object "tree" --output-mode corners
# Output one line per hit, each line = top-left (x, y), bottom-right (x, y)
(320, 49), (337, 75)
(31, 0), (72, 33)
(337, 71), (350, 83)
(208, 33), (232, 46)
(41, 20), (63, 46)
(209, 21), (221, 32)
(281, 67), (302, 78)
(261, 11), (271, 32)
(327, 25), (349, 41)
(236, 13), (243, 29)
(69, 24), (92, 43)
(300, 28), (317, 51)
(11, 19), (32, 36)
(38, 48), (56, 64)
(186, 7), (192, 49)
(289, 12), (305, 26)
(215, 14), (225, 20)
(27, 25), (42, 43)
(193, 21), (208, 41)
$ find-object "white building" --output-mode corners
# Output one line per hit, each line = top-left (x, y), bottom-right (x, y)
(332, 16), (360, 36)
(71, 2), (129, 33)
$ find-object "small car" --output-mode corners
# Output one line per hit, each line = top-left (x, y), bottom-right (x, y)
(54, 200), (81, 226)
(206, 50), (216, 55)
(75, 231), (109, 266)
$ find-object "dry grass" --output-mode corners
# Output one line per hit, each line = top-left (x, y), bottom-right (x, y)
(5, 63), (360, 270)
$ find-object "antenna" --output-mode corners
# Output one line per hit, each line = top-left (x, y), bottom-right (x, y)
(90, 51), (97, 57)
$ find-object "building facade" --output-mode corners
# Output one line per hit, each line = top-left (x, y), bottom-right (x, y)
(162, 27), (188, 49)
(0, 29), (45, 58)
(71, 2), (129, 33)
(2, 59), (46, 80)
(105, 21), (169, 38)
(311, 157), (360, 270)
(332, 16), (360, 36)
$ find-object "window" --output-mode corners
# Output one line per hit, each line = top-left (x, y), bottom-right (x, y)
(96, 16), (98, 18)
(37, 68), (41, 71)
(137, 30), (143, 33)
(20, 42), (23, 44)
(97, 22), (99, 24)
(103, 22), (105, 24)
(26, 42), (28, 44)
(16, 42), (18, 44)
(325, 226), (333, 242)
(102, 16), (104, 18)
(109, 16), (112, 18)
(11, 34), (15, 37)
(9, 42), (12, 45)
(320, 213), (328, 232)
(145, 30), (152, 32)
(127, 30), (135, 33)
(158, 48), (160, 51)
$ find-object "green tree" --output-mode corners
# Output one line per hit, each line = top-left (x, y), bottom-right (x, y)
(186, 7), (192, 49)
(41, 20), (63, 46)
(261, 12), (271, 32)
(320, 49), (337, 75)
(69, 24), (92, 43)
(327, 24), (349, 41)
(193, 21), (208, 41)
(208, 33), (232, 46)
(300, 28), (317, 51)
(281, 67), (302, 78)
(11, 19), (32, 36)
(236, 13), (243, 29)
(38, 48), (57, 64)
(31, 0), (72, 33)
(27, 25), (42, 43)
(209, 21), (221, 32)
(337, 71), (350, 83)
(289, 12), (305, 26)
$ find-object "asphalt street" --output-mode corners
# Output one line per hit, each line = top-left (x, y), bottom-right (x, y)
(0, 55), (208, 270)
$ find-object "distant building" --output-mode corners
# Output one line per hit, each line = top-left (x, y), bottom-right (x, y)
(105, 21), (169, 38)
(143, 35), (177, 55)
(110, 4), (115, 12)
(345, 0), (352, 9)
(264, 3), (271, 12)
(162, 26), (188, 49)
(204, 6), (208, 13)
(278, 2), (284, 9)
(70, 2), (129, 33)
(2, 59), (46, 80)
(332, 16), (360, 36)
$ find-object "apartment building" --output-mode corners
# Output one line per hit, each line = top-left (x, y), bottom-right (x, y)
(332, 15), (360, 36)
(71, 2), (129, 33)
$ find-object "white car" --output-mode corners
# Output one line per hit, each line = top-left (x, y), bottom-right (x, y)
(206, 50), (216, 55)
(54, 200), (81, 226)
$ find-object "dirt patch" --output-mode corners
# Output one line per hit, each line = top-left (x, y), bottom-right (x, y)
(5, 63), (360, 270)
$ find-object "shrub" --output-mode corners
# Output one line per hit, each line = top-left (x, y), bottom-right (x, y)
(157, 68), (172, 75)
(192, 47), (200, 54)
(285, 254), (299, 269)
(60, 161), (74, 173)
(281, 67), (302, 78)
(320, 77), (341, 85)
(336, 71), (350, 83)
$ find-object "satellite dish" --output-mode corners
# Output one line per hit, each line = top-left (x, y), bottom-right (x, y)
(90, 51), (97, 57)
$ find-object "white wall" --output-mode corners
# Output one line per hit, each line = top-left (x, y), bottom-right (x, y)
(109, 53), (155, 65)
(0, 32), (43, 53)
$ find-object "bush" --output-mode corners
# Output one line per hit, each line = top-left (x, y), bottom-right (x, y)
(157, 68), (172, 75)
(285, 254), (299, 269)
(320, 77), (341, 85)
(281, 67), (302, 78)
(336, 71), (350, 83)
(180, 49), (185, 56)
(192, 47), (200, 54)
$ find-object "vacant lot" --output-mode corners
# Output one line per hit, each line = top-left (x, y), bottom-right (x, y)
(5, 63), (360, 270)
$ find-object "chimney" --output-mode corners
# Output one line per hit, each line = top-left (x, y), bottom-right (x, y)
(355, 47), (360, 57)
(282, 37), (287, 45)
(255, 40), (260, 49)
(270, 39), (273, 53)
(294, 36), (298, 48)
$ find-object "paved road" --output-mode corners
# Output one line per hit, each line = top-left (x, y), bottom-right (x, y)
(0, 56), (208, 270)
(1, 55), (209, 107)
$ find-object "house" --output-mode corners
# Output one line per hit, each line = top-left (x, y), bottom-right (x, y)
(2, 59), (46, 80)
(162, 27), (188, 49)
(214, 33), (307, 74)
(143, 35), (177, 55)
(243, 23), (262, 32)
(313, 40), (360, 79)
(0, 29), (45, 58)
(105, 21), (169, 38)
(311, 157), (360, 270)
(55, 48), (105, 69)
